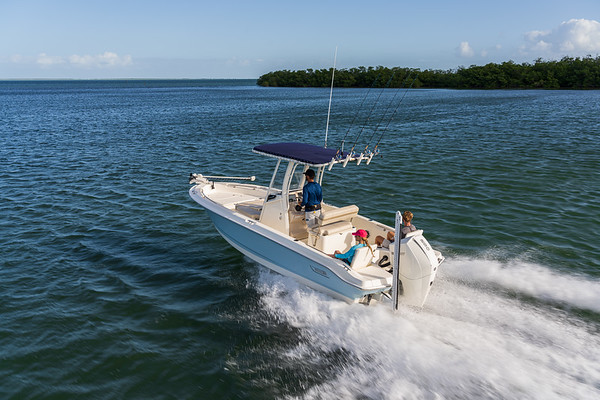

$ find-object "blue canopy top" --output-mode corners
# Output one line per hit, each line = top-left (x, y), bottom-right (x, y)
(253, 142), (348, 166)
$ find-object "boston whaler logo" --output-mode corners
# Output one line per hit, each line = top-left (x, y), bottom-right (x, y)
(310, 265), (329, 278)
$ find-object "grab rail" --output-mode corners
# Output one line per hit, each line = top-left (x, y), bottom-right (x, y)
(189, 173), (256, 184)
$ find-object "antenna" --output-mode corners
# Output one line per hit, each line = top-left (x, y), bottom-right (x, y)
(324, 47), (337, 148)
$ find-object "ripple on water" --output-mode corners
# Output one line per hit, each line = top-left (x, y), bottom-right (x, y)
(1, 84), (599, 398)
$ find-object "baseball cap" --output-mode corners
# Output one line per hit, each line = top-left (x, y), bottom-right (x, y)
(303, 169), (315, 179)
(352, 229), (368, 238)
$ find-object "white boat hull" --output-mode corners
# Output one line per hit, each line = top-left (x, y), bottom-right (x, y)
(192, 186), (390, 302)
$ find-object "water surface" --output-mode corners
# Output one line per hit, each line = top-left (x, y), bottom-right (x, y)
(1, 81), (599, 399)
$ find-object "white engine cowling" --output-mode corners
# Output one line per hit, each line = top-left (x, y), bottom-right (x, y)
(396, 230), (441, 307)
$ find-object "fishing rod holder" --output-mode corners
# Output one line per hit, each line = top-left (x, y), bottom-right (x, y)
(355, 153), (365, 166)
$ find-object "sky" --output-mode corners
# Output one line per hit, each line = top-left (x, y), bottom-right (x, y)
(0, 0), (599, 79)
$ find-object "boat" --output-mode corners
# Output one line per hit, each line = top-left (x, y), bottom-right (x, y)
(189, 142), (445, 308)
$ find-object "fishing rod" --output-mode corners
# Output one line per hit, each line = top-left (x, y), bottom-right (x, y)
(346, 72), (396, 160)
(334, 72), (381, 158)
(371, 74), (418, 157)
(362, 72), (412, 156)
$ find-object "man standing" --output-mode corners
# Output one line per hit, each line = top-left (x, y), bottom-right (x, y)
(299, 168), (322, 228)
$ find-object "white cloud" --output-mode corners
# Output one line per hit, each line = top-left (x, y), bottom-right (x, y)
(457, 41), (474, 58)
(37, 53), (65, 66)
(69, 52), (133, 68)
(30, 51), (132, 69)
(522, 18), (600, 57)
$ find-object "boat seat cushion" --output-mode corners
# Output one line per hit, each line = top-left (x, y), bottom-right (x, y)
(350, 245), (376, 270)
(318, 221), (353, 236)
(318, 205), (359, 226)
(356, 266), (393, 286)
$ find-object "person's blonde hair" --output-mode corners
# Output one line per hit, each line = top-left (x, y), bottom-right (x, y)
(402, 211), (413, 223)
(359, 233), (374, 257)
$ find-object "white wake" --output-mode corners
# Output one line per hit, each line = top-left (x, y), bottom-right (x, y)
(252, 257), (600, 399)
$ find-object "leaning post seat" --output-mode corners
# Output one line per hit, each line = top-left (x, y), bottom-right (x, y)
(317, 205), (359, 226)
(308, 205), (359, 253)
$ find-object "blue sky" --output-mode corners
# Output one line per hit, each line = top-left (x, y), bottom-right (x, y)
(1, 0), (599, 79)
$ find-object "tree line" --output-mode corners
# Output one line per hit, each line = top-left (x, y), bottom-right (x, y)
(257, 56), (600, 89)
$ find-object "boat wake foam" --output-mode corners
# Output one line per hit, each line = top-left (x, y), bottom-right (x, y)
(441, 256), (600, 313)
(249, 257), (600, 400)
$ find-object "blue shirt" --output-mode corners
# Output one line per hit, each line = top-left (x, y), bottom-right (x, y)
(301, 181), (323, 207)
(334, 243), (365, 265)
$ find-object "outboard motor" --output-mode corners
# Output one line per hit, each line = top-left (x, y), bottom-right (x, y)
(396, 231), (442, 307)
(392, 212), (444, 309)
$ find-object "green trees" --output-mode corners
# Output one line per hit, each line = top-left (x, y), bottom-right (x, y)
(256, 68), (333, 87)
(257, 56), (600, 89)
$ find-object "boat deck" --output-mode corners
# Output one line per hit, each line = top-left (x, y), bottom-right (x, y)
(210, 192), (261, 209)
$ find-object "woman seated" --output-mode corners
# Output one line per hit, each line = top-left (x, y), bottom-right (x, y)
(330, 229), (373, 265)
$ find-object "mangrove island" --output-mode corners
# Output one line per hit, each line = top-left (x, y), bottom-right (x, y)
(257, 56), (600, 90)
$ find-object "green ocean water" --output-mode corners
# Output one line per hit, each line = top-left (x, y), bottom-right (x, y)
(1, 80), (598, 399)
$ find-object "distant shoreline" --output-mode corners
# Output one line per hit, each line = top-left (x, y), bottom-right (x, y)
(0, 78), (257, 82)
(0, 79), (258, 89)
(257, 57), (600, 90)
